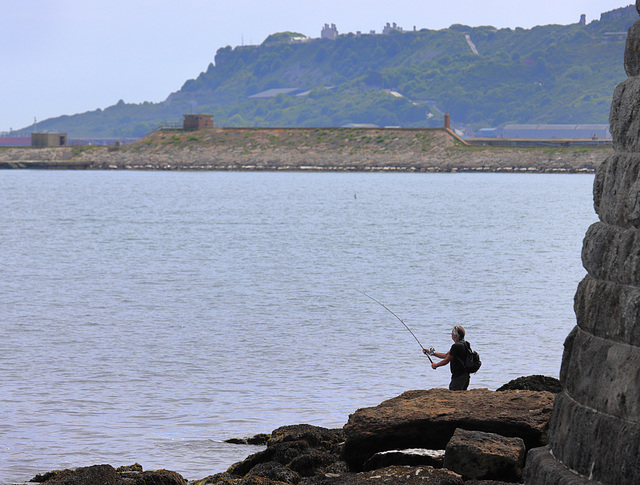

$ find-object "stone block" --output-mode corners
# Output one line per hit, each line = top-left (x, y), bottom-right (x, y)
(524, 446), (599, 485)
(593, 153), (640, 228)
(443, 429), (525, 482)
(582, 221), (640, 285)
(546, 391), (640, 484)
(610, 77), (640, 153)
(624, 19), (640, 77)
(559, 327), (640, 419)
(574, 275), (640, 347)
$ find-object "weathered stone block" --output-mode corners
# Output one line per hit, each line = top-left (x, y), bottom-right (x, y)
(593, 153), (640, 228)
(574, 275), (640, 347)
(342, 389), (554, 470)
(581, 221), (640, 285)
(610, 77), (640, 153)
(443, 429), (525, 482)
(624, 19), (640, 76)
(559, 327), (640, 419)
(524, 447), (598, 485)
(545, 391), (640, 484)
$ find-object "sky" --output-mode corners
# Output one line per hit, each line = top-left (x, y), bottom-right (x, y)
(0, 0), (634, 132)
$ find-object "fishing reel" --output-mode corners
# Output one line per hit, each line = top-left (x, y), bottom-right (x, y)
(428, 347), (435, 356)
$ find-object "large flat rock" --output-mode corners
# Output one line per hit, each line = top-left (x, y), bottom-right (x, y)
(342, 389), (555, 470)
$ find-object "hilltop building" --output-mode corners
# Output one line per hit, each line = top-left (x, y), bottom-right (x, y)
(321, 23), (338, 40)
(383, 22), (404, 34)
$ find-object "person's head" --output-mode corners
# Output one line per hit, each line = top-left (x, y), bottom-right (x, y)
(451, 325), (465, 341)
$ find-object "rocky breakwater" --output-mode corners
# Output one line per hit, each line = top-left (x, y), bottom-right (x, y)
(0, 128), (609, 172)
(523, 4), (640, 484)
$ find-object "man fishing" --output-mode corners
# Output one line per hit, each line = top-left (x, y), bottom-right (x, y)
(424, 325), (470, 391)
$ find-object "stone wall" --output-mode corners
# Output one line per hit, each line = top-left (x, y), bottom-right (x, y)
(524, 3), (640, 484)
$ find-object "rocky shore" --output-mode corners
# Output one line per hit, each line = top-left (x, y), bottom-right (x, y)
(0, 128), (609, 173)
(26, 376), (560, 485)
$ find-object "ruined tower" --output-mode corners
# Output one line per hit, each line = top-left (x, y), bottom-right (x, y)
(524, 3), (640, 484)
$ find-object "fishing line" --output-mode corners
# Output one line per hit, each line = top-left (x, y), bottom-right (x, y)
(356, 289), (433, 363)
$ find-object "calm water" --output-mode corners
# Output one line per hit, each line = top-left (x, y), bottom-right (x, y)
(0, 170), (596, 482)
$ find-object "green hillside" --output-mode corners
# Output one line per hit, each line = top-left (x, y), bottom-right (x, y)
(29, 5), (636, 137)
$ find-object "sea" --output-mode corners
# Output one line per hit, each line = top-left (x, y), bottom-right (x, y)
(0, 170), (597, 483)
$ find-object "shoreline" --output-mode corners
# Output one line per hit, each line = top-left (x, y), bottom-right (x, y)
(0, 128), (610, 173)
(16, 377), (562, 485)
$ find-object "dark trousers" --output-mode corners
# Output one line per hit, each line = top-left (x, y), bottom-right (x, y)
(449, 373), (470, 391)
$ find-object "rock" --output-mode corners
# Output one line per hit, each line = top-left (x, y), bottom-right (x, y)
(116, 463), (144, 479)
(610, 79), (640, 153)
(593, 153), (640, 228)
(132, 469), (187, 485)
(496, 375), (561, 393)
(574, 275), (640, 348)
(227, 424), (345, 480)
(443, 429), (526, 482)
(465, 482), (514, 485)
(303, 466), (463, 485)
(31, 465), (122, 485)
(269, 424), (344, 451)
(246, 461), (301, 484)
(524, 447), (595, 485)
(624, 20), (640, 76)
(32, 464), (187, 485)
(581, 222), (640, 286)
(289, 450), (341, 477)
(194, 472), (289, 484)
(228, 440), (311, 476)
(225, 434), (271, 445)
(362, 449), (445, 471)
(342, 388), (555, 470)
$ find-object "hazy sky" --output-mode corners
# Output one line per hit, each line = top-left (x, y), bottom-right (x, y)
(0, 0), (633, 132)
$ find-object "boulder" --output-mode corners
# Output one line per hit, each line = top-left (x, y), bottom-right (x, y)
(443, 429), (526, 482)
(132, 469), (188, 485)
(496, 375), (561, 393)
(196, 473), (293, 484)
(227, 424), (346, 479)
(31, 465), (122, 485)
(304, 466), (463, 485)
(361, 449), (445, 471)
(269, 424), (344, 451)
(31, 464), (187, 485)
(342, 388), (555, 470)
(246, 461), (301, 484)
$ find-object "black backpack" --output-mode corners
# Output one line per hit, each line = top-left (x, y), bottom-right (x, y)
(459, 341), (482, 374)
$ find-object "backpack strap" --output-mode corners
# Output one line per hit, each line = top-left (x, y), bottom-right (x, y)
(455, 341), (472, 368)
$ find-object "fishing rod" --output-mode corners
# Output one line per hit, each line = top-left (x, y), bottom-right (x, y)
(356, 289), (433, 363)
